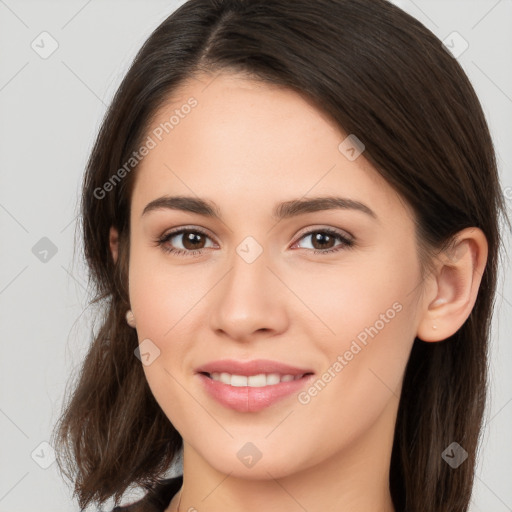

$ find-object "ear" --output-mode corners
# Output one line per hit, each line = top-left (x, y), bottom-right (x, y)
(109, 226), (119, 264)
(417, 227), (488, 342)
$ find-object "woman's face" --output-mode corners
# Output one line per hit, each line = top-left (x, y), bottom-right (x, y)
(126, 71), (427, 479)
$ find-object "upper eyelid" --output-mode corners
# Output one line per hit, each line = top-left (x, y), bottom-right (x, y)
(294, 225), (353, 241)
(162, 225), (216, 242)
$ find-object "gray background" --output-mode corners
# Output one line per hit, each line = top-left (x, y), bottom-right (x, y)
(0, 1), (510, 510)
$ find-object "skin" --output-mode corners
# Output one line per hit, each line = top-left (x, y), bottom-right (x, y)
(109, 71), (488, 512)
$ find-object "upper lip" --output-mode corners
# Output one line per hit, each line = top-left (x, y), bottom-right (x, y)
(195, 359), (315, 377)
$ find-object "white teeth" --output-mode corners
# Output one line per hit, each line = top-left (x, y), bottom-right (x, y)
(209, 372), (304, 387)
(219, 372), (231, 385)
(230, 374), (248, 387)
(266, 373), (281, 385)
(248, 374), (267, 387)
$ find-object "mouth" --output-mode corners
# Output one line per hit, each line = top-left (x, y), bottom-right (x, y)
(199, 371), (314, 387)
(194, 359), (316, 412)
(195, 358), (314, 379)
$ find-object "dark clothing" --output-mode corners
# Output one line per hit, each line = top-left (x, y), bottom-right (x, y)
(111, 475), (183, 512)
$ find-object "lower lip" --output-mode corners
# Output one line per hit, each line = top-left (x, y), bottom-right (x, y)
(197, 373), (315, 412)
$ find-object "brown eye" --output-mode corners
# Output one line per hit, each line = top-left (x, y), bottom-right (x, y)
(180, 231), (207, 250)
(309, 232), (337, 250)
(157, 228), (216, 256)
(293, 228), (354, 254)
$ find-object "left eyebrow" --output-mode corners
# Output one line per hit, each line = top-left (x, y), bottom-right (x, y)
(141, 195), (378, 221)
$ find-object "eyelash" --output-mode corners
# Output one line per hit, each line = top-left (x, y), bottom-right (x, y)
(155, 226), (355, 257)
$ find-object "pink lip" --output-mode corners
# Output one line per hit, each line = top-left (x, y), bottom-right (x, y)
(195, 359), (315, 413)
(195, 358), (314, 376)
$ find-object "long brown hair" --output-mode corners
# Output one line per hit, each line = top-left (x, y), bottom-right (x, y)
(51, 1), (510, 510)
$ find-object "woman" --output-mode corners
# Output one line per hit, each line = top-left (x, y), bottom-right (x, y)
(51, 0), (509, 511)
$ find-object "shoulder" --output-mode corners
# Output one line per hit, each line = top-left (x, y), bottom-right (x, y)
(110, 475), (183, 512)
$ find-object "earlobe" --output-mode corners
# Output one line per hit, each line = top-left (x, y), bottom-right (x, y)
(416, 227), (488, 343)
(109, 226), (119, 264)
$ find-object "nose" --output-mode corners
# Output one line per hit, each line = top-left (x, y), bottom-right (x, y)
(208, 246), (289, 343)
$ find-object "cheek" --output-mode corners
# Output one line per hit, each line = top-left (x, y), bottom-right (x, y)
(291, 249), (419, 342)
(291, 274), (417, 451)
(296, 248), (420, 395)
(128, 241), (200, 338)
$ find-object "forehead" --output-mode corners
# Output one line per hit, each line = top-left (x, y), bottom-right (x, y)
(130, 72), (406, 223)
